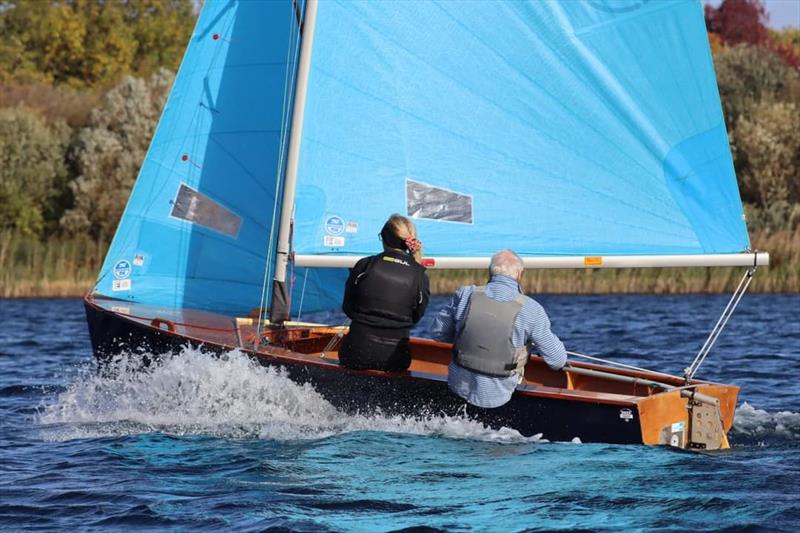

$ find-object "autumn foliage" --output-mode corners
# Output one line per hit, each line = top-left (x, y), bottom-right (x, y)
(705, 0), (770, 46)
(706, 0), (800, 71)
(0, 0), (797, 240)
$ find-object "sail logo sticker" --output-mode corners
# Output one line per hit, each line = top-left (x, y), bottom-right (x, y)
(619, 408), (634, 422)
(324, 236), (345, 248)
(324, 216), (345, 236)
(112, 279), (131, 292)
(113, 259), (131, 280)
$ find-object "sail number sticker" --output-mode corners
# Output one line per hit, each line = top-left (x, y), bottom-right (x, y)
(113, 259), (131, 279)
(324, 236), (345, 248)
(112, 279), (131, 292)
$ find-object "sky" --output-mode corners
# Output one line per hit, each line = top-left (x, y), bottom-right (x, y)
(703, 0), (800, 29)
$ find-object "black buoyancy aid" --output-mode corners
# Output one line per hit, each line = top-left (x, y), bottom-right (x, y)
(453, 288), (529, 377)
(348, 252), (425, 329)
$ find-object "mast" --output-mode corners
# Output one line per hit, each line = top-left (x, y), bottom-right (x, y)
(270, 0), (319, 324)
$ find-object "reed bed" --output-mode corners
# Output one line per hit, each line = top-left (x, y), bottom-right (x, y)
(0, 230), (797, 299)
(0, 233), (106, 298)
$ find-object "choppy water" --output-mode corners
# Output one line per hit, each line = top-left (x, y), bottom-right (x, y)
(1, 295), (798, 531)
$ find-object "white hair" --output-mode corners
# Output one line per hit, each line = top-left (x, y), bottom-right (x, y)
(489, 249), (524, 278)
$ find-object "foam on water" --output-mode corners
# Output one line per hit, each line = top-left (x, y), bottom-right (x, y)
(731, 402), (800, 444)
(37, 347), (543, 444)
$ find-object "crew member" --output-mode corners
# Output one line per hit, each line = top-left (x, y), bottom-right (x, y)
(339, 214), (430, 371)
(431, 249), (567, 408)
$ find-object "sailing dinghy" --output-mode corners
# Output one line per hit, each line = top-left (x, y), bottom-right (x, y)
(85, 0), (768, 450)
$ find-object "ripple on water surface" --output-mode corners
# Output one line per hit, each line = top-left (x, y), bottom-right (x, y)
(0, 296), (798, 531)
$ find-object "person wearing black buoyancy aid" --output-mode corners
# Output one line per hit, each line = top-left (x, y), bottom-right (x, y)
(431, 249), (567, 408)
(339, 214), (430, 371)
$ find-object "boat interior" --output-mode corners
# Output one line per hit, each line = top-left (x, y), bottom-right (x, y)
(88, 295), (734, 407)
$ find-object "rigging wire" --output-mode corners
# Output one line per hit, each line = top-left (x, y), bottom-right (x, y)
(256, 1), (304, 346)
(294, 268), (309, 322)
(684, 264), (757, 381)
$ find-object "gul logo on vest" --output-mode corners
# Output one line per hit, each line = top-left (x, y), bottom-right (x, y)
(324, 215), (345, 236)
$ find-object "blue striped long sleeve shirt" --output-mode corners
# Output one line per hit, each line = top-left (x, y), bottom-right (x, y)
(431, 275), (567, 408)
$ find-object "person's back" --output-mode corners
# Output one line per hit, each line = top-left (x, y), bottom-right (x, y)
(339, 214), (430, 371)
(432, 249), (567, 408)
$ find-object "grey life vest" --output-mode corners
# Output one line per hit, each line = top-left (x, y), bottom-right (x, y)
(453, 287), (529, 378)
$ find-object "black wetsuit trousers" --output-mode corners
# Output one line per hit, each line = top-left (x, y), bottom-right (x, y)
(338, 322), (411, 372)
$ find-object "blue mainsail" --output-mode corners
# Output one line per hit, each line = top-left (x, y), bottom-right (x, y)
(292, 0), (749, 259)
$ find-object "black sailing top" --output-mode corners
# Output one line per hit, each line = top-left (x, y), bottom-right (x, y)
(342, 249), (430, 338)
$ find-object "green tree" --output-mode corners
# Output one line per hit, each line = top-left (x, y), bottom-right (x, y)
(733, 101), (800, 209)
(126, 0), (196, 76)
(0, 107), (69, 236)
(0, 0), (194, 87)
(713, 44), (799, 129)
(61, 70), (173, 240)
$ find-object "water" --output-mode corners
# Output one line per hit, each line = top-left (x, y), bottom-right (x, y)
(1, 295), (798, 531)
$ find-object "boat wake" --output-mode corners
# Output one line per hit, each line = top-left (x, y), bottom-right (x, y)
(730, 402), (800, 446)
(38, 348), (798, 447)
(37, 347), (543, 444)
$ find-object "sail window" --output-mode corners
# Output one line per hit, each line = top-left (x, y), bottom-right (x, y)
(170, 183), (242, 238)
(406, 179), (473, 224)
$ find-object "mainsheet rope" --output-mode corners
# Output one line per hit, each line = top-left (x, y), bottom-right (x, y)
(322, 319), (350, 354)
(565, 350), (678, 379)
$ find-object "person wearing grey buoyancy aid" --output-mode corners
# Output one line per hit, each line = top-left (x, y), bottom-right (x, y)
(431, 249), (567, 408)
(339, 214), (430, 371)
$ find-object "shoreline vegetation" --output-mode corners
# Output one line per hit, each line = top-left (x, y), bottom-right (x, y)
(1, 0), (799, 299)
(2, 230), (797, 299)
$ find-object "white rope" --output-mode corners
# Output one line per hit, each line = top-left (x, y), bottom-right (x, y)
(322, 320), (350, 354)
(685, 266), (756, 380)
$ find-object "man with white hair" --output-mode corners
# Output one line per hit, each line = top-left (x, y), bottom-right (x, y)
(431, 249), (567, 408)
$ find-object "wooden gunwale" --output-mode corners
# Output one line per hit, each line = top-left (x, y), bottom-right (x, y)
(84, 294), (733, 411)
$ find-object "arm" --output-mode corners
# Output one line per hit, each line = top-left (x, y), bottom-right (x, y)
(342, 257), (370, 319)
(524, 302), (567, 370)
(341, 268), (357, 319)
(430, 286), (470, 342)
(411, 271), (431, 324)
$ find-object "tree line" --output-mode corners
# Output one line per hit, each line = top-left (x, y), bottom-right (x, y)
(0, 0), (799, 244)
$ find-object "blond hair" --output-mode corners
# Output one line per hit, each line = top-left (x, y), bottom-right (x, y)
(381, 214), (423, 263)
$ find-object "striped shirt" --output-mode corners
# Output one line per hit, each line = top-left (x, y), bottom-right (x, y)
(431, 275), (567, 408)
